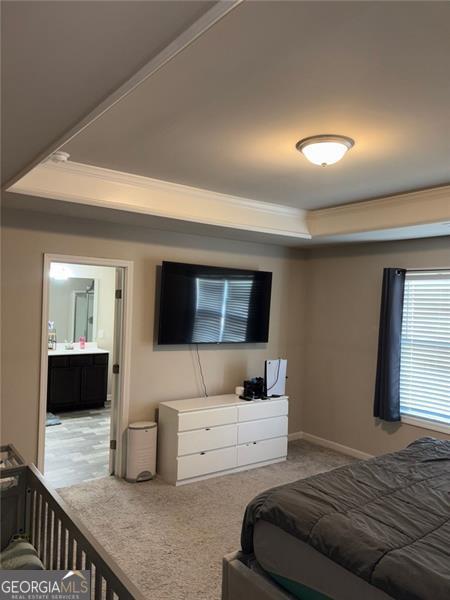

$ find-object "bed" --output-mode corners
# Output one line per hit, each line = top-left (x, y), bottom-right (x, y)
(0, 444), (145, 599)
(223, 437), (450, 600)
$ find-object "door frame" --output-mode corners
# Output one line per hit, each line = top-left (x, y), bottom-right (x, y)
(38, 253), (134, 478)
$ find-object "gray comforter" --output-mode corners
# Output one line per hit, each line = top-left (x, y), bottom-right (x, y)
(241, 437), (450, 600)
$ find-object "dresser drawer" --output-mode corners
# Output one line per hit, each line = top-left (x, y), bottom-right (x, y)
(177, 446), (237, 481)
(238, 399), (288, 422)
(238, 416), (287, 445)
(237, 436), (287, 467)
(178, 424), (237, 456)
(178, 406), (238, 432)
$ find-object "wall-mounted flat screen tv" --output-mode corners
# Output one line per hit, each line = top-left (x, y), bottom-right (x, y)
(157, 262), (272, 345)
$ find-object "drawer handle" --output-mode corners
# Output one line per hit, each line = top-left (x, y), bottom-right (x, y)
(205, 428), (211, 431)
(200, 452), (206, 455)
(253, 442), (257, 445)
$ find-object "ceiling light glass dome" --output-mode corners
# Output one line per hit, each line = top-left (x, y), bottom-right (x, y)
(296, 135), (354, 166)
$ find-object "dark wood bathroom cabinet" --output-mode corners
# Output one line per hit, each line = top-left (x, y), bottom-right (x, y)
(47, 352), (108, 412)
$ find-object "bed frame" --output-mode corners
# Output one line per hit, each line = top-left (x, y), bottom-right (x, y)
(224, 547), (399, 600)
(222, 549), (394, 600)
(222, 551), (296, 600)
(1, 445), (145, 600)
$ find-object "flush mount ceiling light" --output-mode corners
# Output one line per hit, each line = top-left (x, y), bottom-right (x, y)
(296, 135), (354, 167)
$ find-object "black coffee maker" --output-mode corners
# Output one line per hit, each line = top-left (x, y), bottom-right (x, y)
(240, 377), (265, 401)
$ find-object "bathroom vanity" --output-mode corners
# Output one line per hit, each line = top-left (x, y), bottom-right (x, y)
(47, 346), (109, 412)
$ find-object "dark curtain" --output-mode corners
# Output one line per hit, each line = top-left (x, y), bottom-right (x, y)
(373, 268), (406, 421)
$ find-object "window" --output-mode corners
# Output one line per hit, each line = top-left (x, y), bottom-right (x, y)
(400, 270), (450, 428)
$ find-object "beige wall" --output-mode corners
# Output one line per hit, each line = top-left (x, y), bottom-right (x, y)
(2, 205), (448, 465)
(303, 236), (450, 455)
(1, 207), (306, 463)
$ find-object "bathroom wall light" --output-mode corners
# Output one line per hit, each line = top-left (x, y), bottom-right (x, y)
(50, 263), (73, 280)
(296, 135), (354, 166)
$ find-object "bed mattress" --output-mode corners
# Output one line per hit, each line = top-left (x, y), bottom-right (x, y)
(242, 437), (450, 600)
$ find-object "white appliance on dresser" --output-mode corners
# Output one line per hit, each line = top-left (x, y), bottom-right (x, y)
(157, 394), (288, 485)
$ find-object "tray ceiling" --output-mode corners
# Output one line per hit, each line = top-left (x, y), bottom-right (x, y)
(60, 1), (450, 209)
(1, 0), (215, 185)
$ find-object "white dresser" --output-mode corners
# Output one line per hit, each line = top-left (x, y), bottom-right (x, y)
(157, 394), (288, 485)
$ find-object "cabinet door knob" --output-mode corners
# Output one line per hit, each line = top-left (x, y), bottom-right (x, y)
(200, 451), (206, 455)
(205, 428), (211, 431)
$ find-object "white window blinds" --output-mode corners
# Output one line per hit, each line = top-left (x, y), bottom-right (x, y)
(399, 270), (450, 425)
(192, 278), (252, 343)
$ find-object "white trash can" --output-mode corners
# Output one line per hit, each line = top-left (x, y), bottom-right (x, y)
(126, 421), (157, 482)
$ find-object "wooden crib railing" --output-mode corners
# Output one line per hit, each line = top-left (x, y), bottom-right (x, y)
(1, 445), (145, 600)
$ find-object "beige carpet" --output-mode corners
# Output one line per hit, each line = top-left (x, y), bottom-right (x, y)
(60, 440), (355, 600)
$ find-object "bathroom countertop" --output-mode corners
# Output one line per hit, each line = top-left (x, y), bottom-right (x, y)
(48, 344), (109, 356)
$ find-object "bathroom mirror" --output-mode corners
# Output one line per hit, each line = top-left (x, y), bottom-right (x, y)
(48, 276), (98, 343)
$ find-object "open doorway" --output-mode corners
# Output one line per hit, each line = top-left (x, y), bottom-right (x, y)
(38, 255), (133, 489)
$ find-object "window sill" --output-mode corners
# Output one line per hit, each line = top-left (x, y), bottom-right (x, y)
(401, 414), (450, 435)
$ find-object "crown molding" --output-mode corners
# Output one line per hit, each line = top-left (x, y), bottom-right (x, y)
(9, 160), (311, 240)
(311, 185), (450, 216)
(308, 185), (450, 237)
(46, 160), (304, 218)
(8, 160), (449, 245)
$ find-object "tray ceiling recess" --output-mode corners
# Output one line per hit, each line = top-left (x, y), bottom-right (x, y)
(9, 158), (450, 246)
(5, 1), (450, 245)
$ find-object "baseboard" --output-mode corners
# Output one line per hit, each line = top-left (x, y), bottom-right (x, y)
(288, 431), (373, 460)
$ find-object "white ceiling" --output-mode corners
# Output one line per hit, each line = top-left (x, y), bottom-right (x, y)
(60, 1), (450, 210)
(1, 0), (215, 185)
